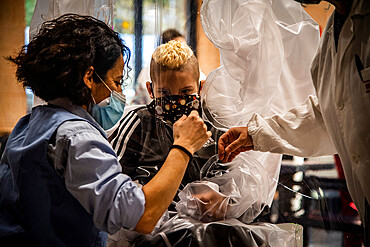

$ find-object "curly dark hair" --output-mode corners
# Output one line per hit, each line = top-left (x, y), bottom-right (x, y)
(7, 14), (131, 105)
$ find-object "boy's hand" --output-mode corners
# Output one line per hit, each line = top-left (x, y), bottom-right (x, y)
(193, 189), (228, 221)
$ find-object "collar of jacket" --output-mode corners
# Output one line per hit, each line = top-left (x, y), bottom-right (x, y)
(351, 0), (370, 16)
(48, 97), (99, 126)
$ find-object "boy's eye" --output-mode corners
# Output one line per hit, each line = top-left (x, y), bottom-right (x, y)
(159, 90), (170, 96)
(181, 90), (192, 96)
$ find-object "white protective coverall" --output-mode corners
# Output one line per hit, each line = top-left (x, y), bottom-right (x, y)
(248, 0), (370, 225)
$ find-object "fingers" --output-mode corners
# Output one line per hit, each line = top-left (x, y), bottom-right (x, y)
(225, 151), (240, 163)
(224, 138), (244, 155)
(218, 127), (252, 163)
(224, 145), (252, 162)
(182, 111), (202, 125)
(188, 110), (199, 118)
(218, 132), (229, 161)
(173, 110), (211, 153)
(186, 110), (208, 134)
(206, 131), (212, 139)
(174, 114), (187, 125)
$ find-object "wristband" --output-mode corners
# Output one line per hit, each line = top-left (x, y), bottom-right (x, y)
(170, 144), (193, 161)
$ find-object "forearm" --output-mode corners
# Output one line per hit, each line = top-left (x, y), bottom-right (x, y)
(248, 96), (336, 157)
(135, 148), (190, 234)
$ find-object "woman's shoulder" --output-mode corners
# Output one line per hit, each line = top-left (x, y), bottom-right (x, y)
(56, 120), (103, 140)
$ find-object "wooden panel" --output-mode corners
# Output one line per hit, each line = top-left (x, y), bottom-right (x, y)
(0, 0), (26, 134)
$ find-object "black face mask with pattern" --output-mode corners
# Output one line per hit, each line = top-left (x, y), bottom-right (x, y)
(147, 93), (201, 125)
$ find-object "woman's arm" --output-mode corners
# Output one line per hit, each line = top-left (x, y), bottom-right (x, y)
(135, 111), (211, 233)
(55, 111), (210, 234)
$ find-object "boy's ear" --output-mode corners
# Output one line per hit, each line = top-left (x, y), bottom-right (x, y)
(146, 81), (154, 99)
(199, 80), (205, 93)
(83, 66), (95, 90)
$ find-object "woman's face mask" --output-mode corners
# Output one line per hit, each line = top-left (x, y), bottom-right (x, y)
(148, 93), (201, 125)
(90, 73), (126, 130)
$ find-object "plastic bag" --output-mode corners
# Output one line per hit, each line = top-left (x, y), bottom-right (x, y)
(30, 0), (114, 39)
(200, 0), (319, 129)
(192, 0), (320, 223)
(176, 153), (272, 223)
(30, 0), (115, 107)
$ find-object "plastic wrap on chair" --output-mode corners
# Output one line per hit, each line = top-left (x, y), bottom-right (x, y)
(149, 215), (303, 247)
(112, 216), (303, 247)
(176, 153), (272, 223)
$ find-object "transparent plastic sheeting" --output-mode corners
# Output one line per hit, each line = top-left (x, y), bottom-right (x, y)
(176, 154), (271, 223)
(109, 215), (303, 247)
(178, 0), (320, 224)
(29, 0), (114, 107)
(30, 0), (114, 39)
(200, 0), (319, 130)
(154, 216), (303, 247)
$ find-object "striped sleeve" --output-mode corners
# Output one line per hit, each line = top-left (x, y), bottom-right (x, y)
(110, 110), (141, 160)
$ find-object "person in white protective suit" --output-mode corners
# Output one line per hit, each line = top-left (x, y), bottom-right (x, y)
(218, 0), (370, 244)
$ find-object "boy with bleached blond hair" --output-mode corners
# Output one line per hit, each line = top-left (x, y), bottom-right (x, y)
(107, 38), (222, 247)
(145, 40), (202, 124)
(108, 40), (220, 201)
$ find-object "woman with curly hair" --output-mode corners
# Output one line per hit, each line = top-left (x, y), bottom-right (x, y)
(0, 14), (211, 247)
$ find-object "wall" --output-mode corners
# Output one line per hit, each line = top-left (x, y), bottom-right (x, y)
(0, 0), (26, 135)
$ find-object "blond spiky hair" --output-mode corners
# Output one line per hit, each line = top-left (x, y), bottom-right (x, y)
(152, 40), (194, 69)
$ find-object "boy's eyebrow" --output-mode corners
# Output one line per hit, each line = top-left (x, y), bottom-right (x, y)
(156, 86), (170, 90)
(179, 86), (194, 90)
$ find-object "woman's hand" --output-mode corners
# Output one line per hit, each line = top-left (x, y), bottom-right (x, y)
(173, 110), (212, 154)
(135, 110), (211, 234)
